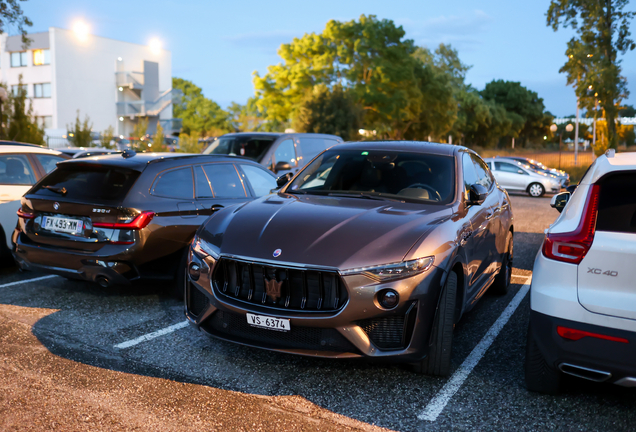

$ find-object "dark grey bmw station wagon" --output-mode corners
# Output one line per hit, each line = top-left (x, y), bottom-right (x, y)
(186, 142), (514, 375)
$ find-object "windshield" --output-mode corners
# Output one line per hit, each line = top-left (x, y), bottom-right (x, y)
(286, 149), (455, 204)
(202, 136), (276, 161)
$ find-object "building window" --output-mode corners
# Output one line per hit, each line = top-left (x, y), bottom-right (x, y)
(33, 49), (50, 66)
(11, 84), (27, 97)
(37, 116), (52, 129)
(10, 52), (28, 67)
(33, 83), (51, 98)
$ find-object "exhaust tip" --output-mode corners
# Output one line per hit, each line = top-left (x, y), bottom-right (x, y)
(559, 363), (612, 382)
(96, 275), (110, 288)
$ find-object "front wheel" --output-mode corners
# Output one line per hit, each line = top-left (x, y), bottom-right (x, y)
(528, 183), (545, 197)
(413, 271), (458, 376)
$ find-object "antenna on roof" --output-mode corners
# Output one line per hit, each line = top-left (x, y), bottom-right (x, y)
(122, 149), (136, 159)
(605, 149), (616, 158)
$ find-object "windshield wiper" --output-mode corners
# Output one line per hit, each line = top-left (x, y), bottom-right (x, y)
(43, 185), (67, 195)
(327, 192), (403, 202)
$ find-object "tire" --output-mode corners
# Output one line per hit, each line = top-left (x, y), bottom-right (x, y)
(491, 232), (513, 295)
(525, 321), (562, 394)
(528, 182), (545, 197)
(414, 271), (458, 376)
(171, 248), (188, 301)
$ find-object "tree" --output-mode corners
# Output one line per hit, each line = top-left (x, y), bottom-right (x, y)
(172, 77), (230, 136)
(481, 80), (552, 146)
(254, 15), (452, 139)
(292, 84), (361, 140)
(152, 121), (168, 151)
(0, 1), (32, 45)
(66, 110), (92, 147)
(176, 133), (202, 153)
(547, 0), (636, 149)
(100, 125), (114, 149)
(227, 97), (272, 132)
(1, 77), (44, 145)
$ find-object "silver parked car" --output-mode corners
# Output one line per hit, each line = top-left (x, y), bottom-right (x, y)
(506, 157), (570, 187)
(484, 157), (561, 197)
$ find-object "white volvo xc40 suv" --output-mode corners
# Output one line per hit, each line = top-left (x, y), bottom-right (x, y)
(526, 150), (636, 393)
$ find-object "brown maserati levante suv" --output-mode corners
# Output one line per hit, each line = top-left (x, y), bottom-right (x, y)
(185, 141), (514, 375)
(12, 151), (277, 297)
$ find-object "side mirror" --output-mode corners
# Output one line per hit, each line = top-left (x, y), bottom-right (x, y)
(276, 172), (293, 188)
(274, 161), (292, 173)
(469, 184), (488, 206)
(566, 185), (577, 194)
(550, 192), (570, 213)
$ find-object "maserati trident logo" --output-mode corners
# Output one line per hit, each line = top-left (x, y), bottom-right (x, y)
(53, 202), (59, 210)
(265, 278), (283, 302)
(273, 248), (282, 258)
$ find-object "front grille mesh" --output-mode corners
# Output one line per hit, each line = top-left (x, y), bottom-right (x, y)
(358, 302), (418, 350)
(188, 283), (209, 316)
(213, 258), (347, 312)
(203, 310), (358, 353)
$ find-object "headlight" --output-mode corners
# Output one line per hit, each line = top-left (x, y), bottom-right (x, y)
(341, 256), (434, 281)
(192, 235), (220, 259)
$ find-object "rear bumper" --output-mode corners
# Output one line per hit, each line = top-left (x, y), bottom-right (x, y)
(530, 310), (636, 386)
(12, 232), (138, 285)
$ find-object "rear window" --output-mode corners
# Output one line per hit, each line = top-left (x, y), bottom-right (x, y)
(30, 166), (139, 203)
(597, 172), (636, 234)
(202, 136), (276, 161)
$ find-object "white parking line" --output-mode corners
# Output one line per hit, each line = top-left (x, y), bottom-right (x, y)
(418, 276), (532, 422)
(114, 320), (189, 349)
(0, 275), (58, 289)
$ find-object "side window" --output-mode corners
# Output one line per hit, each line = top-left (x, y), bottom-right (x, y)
(202, 163), (247, 198)
(470, 154), (493, 190)
(462, 153), (478, 195)
(241, 164), (277, 197)
(34, 154), (65, 174)
(273, 139), (297, 166)
(297, 138), (328, 164)
(0, 154), (36, 185)
(194, 166), (213, 198)
(152, 167), (194, 199)
(496, 162), (526, 175)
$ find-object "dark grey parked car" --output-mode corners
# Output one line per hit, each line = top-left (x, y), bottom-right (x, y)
(202, 132), (343, 175)
(185, 142), (514, 375)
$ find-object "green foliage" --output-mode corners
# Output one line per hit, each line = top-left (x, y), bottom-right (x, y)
(547, 0), (636, 149)
(0, 1), (32, 46)
(66, 110), (92, 147)
(100, 125), (115, 149)
(152, 121), (168, 151)
(254, 15), (452, 139)
(176, 133), (202, 153)
(292, 84), (361, 140)
(172, 77), (230, 136)
(1, 78), (43, 145)
(480, 80), (553, 146)
(228, 97), (272, 132)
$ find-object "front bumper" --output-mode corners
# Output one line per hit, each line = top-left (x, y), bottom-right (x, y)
(185, 250), (447, 361)
(12, 231), (139, 285)
(530, 310), (636, 386)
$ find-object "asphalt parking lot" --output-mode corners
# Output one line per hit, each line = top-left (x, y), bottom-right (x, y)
(1, 193), (635, 431)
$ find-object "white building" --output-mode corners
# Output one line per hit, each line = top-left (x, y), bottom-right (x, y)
(0, 27), (179, 146)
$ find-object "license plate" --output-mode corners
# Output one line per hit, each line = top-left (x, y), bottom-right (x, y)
(42, 216), (83, 234)
(246, 313), (290, 332)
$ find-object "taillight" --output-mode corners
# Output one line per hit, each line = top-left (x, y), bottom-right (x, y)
(93, 211), (155, 230)
(542, 185), (599, 264)
(17, 209), (35, 219)
(557, 326), (628, 343)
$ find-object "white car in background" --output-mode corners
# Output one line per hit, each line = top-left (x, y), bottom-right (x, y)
(526, 150), (636, 393)
(484, 157), (561, 197)
(0, 143), (68, 258)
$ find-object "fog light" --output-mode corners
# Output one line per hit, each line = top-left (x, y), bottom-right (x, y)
(189, 263), (201, 281)
(378, 289), (399, 309)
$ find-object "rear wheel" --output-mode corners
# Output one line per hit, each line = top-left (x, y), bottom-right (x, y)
(171, 248), (188, 301)
(525, 321), (562, 394)
(414, 271), (458, 376)
(528, 183), (545, 197)
(491, 232), (513, 295)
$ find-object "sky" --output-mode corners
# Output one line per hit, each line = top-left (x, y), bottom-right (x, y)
(18, 0), (636, 117)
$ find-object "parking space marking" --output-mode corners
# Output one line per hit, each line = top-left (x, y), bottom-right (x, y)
(114, 320), (189, 349)
(418, 276), (532, 422)
(0, 275), (58, 289)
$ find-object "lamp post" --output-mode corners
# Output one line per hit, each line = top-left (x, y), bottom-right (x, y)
(0, 87), (8, 140)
